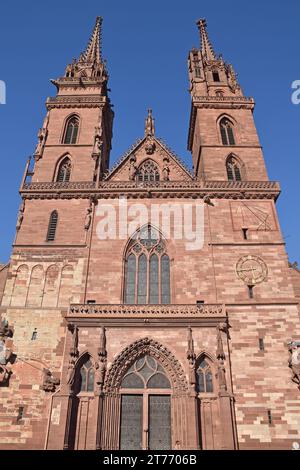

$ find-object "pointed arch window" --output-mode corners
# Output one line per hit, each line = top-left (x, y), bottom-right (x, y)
(79, 357), (95, 393)
(124, 226), (171, 305)
(63, 116), (79, 145)
(137, 160), (160, 183)
(46, 211), (58, 242)
(220, 118), (235, 146)
(226, 156), (242, 181)
(56, 157), (71, 182)
(196, 358), (213, 393)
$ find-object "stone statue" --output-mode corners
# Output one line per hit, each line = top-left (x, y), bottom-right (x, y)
(42, 368), (60, 393)
(289, 342), (300, 388)
(95, 360), (106, 387)
(217, 360), (227, 391)
(98, 327), (107, 358)
(129, 157), (138, 181)
(34, 127), (47, 161)
(16, 201), (25, 231)
(84, 203), (93, 231)
(163, 158), (170, 181)
(93, 126), (102, 156)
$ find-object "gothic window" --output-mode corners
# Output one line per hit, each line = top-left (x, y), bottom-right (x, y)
(226, 156), (242, 181)
(137, 160), (160, 183)
(79, 358), (95, 393)
(56, 157), (71, 182)
(220, 118), (235, 146)
(196, 358), (213, 393)
(121, 355), (171, 390)
(124, 226), (171, 305)
(46, 211), (58, 241)
(212, 69), (220, 82)
(63, 116), (79, 144)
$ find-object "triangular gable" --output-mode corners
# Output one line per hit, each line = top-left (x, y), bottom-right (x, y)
(105, 136), (194, 182)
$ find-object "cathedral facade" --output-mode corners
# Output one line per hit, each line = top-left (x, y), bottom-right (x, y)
(0, 17), (299, 450)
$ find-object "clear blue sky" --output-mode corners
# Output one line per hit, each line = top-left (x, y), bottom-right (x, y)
(0, 0), (299, 264)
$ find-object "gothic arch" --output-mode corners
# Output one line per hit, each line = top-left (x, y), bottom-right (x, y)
(104, 337), (188, 394)
(225, 154), (245, 181)
(122, 224), (172, 305)
(216, 114), (238, 146)
(195, 351), (218, 394)
(137, 159), (160, 182)
(61, 114), (81, 145)
(53, 154), (73, 182)
(72, 351), (96, 395)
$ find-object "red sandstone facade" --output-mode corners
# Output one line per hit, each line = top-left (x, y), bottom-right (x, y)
(0, 17), (299, 450)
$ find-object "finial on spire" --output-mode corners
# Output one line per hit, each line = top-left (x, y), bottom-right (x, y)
(145, 109), (155, 137)
(79, 16), (103, 65)
(196, 18), (216, 61)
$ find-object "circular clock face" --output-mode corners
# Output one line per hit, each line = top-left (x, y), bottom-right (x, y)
(236, 255), (268, 285)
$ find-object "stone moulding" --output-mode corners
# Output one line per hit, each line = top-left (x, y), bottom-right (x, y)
(21, 180), (280, 201)
(68, 303), (226, 317)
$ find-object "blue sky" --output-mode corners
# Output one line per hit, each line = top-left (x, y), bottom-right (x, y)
(0, 0), (299, 264)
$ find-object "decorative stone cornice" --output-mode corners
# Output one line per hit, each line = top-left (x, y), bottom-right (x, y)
(20, 179), (281, 201)
(46, 95), (106, 110)
(68, 303), (226, 317)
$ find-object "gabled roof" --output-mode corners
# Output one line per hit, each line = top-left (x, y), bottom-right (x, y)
(105, 135), (193, 181)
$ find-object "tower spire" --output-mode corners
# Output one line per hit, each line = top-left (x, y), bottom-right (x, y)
(196, 18), (216, 61)
(79, 16), (103, 65)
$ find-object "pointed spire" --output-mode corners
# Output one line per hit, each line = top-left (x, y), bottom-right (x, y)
(145, 109), (155, 137)
(196, 18), (216, 61)
(79, 16), (103, 65)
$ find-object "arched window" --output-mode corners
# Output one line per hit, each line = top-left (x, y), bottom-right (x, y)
(79, 357), (95, 393)
(220, 118), (235, 146)
(137, 160), (160, 183)
(196, 358), (214, 393)
(56, 157), (71, 182)
(124, 225), (170, 305)
(46, 211), (58, 241)
(63, 116), (79, 144)
(226, 156), (242, 181)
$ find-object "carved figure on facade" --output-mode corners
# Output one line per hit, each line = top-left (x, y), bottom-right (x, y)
(34, 127), (48, 161)
(288, 342), (300, 389)
(96, 326), (107, 391)
(0, 319), (14, 386)
(67, 324), (79, 389)
(186, 327), (196, 387)
(16, 201), (25, 231)
(163, 158), (170, 181)
(129, 156), (138, 181)
(42, 368), (60, 392)
(84, 200), (93, 231)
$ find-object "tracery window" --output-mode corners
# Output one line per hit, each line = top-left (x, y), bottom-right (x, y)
(137, 160), (160, 183)
(220, 118), (235, 146)
(121, 355), (171, 390)
(196, 358), (213, 393)
(226, 156), (242, 181)
(56, 157), (71, 182)
(79, 357), (95, 393)
(63, 116), (79, 144)
(124, 226), (170, 305)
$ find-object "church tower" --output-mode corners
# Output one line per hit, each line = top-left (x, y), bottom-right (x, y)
(0, 18), (299, 451)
